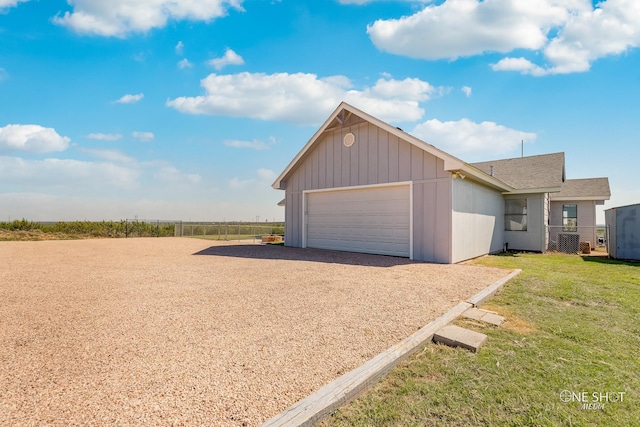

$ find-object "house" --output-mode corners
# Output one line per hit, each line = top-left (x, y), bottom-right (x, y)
(606, 203), (640, 261)
(272, 102), (610, 263)
(549, 178), (611, 251)
(472, 156), (610, 252)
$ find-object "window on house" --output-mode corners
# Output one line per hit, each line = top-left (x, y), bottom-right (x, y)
(505, 198), (527, 231)
(563, 204), (577, 232)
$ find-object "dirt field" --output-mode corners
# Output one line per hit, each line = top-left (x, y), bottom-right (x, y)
(0, 238), (511, 426)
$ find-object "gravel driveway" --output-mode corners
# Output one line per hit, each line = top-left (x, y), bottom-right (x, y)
(0, 238), (510, 426)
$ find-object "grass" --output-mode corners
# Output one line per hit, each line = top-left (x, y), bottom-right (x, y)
(322, 253), (640, 427)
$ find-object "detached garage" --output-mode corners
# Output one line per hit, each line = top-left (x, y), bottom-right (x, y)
(305, 183), (412, 257)
(272, 102), (511, 264)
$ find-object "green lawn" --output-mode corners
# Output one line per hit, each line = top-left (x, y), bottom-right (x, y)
(322, 253), (640, 427)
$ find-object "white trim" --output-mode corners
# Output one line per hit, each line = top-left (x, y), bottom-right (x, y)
(550, 196), (610, 201)
(302, 191), (307, 249)
(302, 181), (413, 258)
(272, 102), (481, 190)
(503, 187), (562, 195)
(303, 181), (413, 195)
(409, 181), (414, 260)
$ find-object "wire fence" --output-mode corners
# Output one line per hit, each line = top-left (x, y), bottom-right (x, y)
(122, 219), (285, 240)
(546, 225), (608, 255)
(173, 221), (284, 241)
(124, 219), (177, 238)
(0, 219), (285, 240)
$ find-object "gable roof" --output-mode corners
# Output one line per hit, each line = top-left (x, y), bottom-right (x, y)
(272, 102), (513, 192)
(550, 178), (611, 201)
(471, 153), (566, 193)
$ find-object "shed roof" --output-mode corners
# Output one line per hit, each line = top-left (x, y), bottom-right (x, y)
(471, 152), (566, 192)
(605, 202), (640, 211)
(550, 178), (611, 201)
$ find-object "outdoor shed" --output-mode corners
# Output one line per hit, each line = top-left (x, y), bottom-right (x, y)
(606, 203), (640, 261)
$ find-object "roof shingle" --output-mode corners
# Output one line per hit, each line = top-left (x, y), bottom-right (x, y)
(550, 178), (611, 200)
(471, 152), (566, 190)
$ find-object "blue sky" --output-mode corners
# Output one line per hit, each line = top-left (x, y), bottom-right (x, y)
(0, 0), (638, 222)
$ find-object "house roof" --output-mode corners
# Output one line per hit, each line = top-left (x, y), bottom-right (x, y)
(272, 102), (514, 192)
(605, 202), (640, 211)
(471, 152), (566, 193)
(550, 178), (611, 201)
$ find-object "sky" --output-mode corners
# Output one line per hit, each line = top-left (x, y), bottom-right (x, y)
(0, 0), (639, 223)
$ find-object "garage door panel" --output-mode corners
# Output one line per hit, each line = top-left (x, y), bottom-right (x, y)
(305, 185), (411, 257)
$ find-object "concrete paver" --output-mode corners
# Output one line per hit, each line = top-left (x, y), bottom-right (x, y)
(433, 324), (487, 353)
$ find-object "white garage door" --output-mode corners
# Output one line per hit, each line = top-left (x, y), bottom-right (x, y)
(305, 184), (411, 257)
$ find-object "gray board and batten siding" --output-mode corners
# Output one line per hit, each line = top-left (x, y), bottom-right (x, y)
(273, 102), (520, 264)
(282, 120), (454, 263)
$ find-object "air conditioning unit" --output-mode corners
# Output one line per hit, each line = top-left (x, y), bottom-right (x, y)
(557, 233), (580, 253)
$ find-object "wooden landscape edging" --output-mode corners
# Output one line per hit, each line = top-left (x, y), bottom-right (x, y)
(260, 301), (472, 427)
(260, 268), (522, 427)
(466, 269), (522, 307)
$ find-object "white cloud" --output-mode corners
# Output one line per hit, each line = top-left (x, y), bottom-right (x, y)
(338, 0), (418, 4)
(229, 168), (277, 190)
(410, 118), (537, 158)
(208, 48), (245, 70)
(0, 0), (28, 10)
(367, 0), (571, 60)
(0, 67), (8, 81)
(175, 41), (184, 55)
(535, 0), (640, 74)
(0, 156), (140, 189)
(256, 168), (276, 181)
(229, 176), (253, 190)
(224, 139), (270, 150)
(490, 57), (547, 76)
(461, 86), (472, 97)
(132, 131), (154, 142)
(79, 148), (136, 164)
(53, 0), (245, 37)
(154, 166), (202, 185)
(167, 72), (439, 125)
(367, 0), (640, 75)
(0, 124), (70, 154)
(87, 132), (123, 141)
(178, 58), (193, 69)
(115, 93), (144, 104)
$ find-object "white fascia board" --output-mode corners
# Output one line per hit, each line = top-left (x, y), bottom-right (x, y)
(303, 181), (412, 195)
(272, 103), (347, 190)
(503, 187), (562, 195)
(272, 101), (474, 190)
(550, 195), (611, 201)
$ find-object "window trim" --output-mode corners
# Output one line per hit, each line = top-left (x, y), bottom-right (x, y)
(505, 198), (528, 232)
(562, 203), (578, 232)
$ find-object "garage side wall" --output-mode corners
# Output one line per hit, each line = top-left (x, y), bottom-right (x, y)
(451, 178), (504, 263)
(283, 121), (453, 262)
